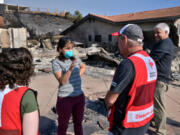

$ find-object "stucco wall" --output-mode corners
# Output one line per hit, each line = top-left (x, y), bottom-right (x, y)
(0, 28), (27, 48)
(174, 19), (180, 47)
(8, 28), (27, 48)
(66, 19), (121, 46)
(66, 19), (180, 48)
(65, 20), (160, 49)
(0, 28), (10, 48)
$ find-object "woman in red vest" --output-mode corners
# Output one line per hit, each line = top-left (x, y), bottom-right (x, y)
(0, 48), (39, 135)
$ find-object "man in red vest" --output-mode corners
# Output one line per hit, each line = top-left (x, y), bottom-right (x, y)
(105, 24), (157, 135)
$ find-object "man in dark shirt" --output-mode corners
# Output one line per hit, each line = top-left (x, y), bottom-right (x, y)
(150, 23), (174, 135)
(105, 24), (157, 135)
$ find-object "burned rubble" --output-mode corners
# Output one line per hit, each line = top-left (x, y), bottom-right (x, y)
(28, 38), (120, 77)
(28, 37), (180, 81)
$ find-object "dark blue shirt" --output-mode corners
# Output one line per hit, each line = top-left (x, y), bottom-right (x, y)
(150, 38), (174, 82)
(110, 59), (135, 129)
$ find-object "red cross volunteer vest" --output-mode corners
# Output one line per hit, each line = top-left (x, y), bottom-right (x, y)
(0, 85), (40, 135)
(108, 51), (157, 129)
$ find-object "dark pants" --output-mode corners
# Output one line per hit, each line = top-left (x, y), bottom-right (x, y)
(56, 94), (85, 135)
(109, 122), (150, 135)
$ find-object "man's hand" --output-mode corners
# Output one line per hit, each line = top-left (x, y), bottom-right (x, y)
(105, 91), (120, 111)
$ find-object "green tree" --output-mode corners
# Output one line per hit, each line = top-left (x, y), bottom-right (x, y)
(64, 10), (83, 23)
(65, 12), (73, 21)
(73, 10), (83, 23)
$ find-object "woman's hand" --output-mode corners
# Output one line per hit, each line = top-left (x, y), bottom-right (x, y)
(69, 58), (77, 71)
(80, 63), (85, 76)
(55, 58), (77, 85)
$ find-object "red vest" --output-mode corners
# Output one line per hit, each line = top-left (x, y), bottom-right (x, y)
(108, 51), (157, 129)
(0, 85), (40, 135)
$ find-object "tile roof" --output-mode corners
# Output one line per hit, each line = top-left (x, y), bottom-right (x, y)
(89, 14), (114, 22)
(91, 6), (180, 23)
(61, 6), (180, 35)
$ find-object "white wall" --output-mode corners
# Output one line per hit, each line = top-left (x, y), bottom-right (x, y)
(0, 0), (4, 4)
(0, 28), (27, 48)
(0, 28), (10, 48)
(8, 28), (27, 48)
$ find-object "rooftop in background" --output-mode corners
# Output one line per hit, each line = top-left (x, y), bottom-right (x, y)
(91, 6), (180, 23)
(61, 6), (180, 35)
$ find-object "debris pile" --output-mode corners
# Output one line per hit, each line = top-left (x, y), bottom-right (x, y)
(25, 37), (180, 82)
(171, 47), (180, 81)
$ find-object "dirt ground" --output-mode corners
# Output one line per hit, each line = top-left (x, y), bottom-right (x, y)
(29, 72), (180, 135)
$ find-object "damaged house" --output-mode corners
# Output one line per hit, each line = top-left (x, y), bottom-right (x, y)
(0, 17), (27, 48)
(0, 4), (28, 48)
(61, 6), (180, 50)
(0, 3), (73, 48)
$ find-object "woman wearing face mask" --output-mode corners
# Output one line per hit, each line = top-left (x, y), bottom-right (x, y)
(52, 37), (85, 135)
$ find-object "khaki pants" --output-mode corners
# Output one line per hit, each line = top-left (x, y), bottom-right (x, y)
(154, 80), (168, 135)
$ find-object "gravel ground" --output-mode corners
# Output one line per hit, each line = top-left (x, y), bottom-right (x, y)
(29, 71), (180, 135)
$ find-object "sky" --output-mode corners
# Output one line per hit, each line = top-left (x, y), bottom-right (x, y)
(4, 0), (180, 17)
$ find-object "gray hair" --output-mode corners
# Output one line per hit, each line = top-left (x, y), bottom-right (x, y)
(128, 38), (143, 46)
(154, 23), (170, 34)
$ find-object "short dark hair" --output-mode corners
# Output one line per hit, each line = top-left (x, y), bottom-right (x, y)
(0, 47), (34, 90)
(57, 37), (74, 51)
